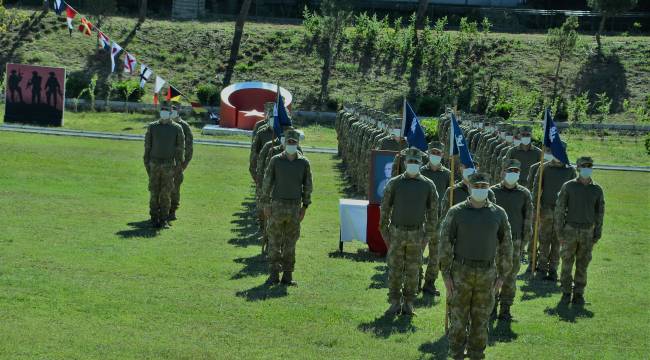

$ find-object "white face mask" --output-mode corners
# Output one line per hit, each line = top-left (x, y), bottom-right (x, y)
(171, 110), (179, 119)
(543, 153), (553, 161)
(579, 168), (593, 178)
(500, 133), (506, 140)
(513, 139), (522, 146)
(429, 155), (442, 166)
(280, 136), (286, 145)
(505, 135), (514, 143)
(286, 145), (298, 155)
(462, 167), (476, 180)
(160, 110), (171, 119)
(478, 123), (484, 129)
(521, 137), (531, 145)
(504, 172), (520, 185)
(470, 188), (489, 202)
(406, 163), (420, 176)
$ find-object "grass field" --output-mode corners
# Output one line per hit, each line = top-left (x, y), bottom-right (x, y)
(0, 132), (649, 359)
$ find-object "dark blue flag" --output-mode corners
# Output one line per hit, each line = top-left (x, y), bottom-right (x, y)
(402, 100), (428, 151)
(53, 0), (64, 15)
(449, 112), (474, 169)
(543, 108), (570, 165)
(273, 87), (292, 138)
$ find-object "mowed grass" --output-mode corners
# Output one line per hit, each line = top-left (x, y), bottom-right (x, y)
(0, 132), (649, 359)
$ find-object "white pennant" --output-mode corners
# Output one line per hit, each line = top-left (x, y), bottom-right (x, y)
(139, 64), (153, 88)
(154, 76), (166, 94)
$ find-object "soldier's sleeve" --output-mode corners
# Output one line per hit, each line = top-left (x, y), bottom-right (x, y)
(184, 123), (194, 165)
(176, 126), (185, 165)
(437, 208), (456, 279)
(260, 156), (276, 205)
(523, 189), (534, 244)
(302, 159), (313, 207)
(554, 183), (569, 235)
(424, 180), (439, 239)
(391, 153), (402, 177)
(256, 145), (269, 184)
(531, 164), (541, 203)
(593, 186), (605, 241)
(379, 178), (396, 233)
(488, 188), (496, 203)
(496, 209), (513, 280)
(143, 126), (152, 167)
(527, 163), (539, 192)
(249, 135), (260, 177)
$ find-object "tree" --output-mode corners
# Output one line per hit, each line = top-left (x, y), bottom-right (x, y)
(139, 0), (147, 22)
(0, 0), (7, 33)
(84, 0), (116, 30)
(316, 0), (351, 107)
(415, 0), (429, 30)
(587, 0), (638, 51)
(222, 0), (253, 86)
(546, 16), (579, 107)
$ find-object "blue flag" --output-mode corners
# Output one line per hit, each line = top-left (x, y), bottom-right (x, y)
(53, 0), (64, 15)
(449, 112), (474, 169)
(273, 88), (292, 138)
(543, 108), (570, 165)
(402, 100), (428, 151)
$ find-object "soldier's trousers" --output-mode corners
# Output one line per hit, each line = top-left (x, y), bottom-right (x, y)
(170, 167), (184, 212)
(448, 262), (496, 360)
(267, 200), (301, 273)
(386, 226), (423, 303)
(537, 208), (560, 272)
(148, 163), (175, 220)
(423, 232), (439, 285)
(499, 236), (522, 306)
(560, 224), (595, 295)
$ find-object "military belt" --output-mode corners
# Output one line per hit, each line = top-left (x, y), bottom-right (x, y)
(453, 256), (494, 269)
(392, 224), (423, 231)
(566, 222), (594, 229)
(272, 199), (301, 206)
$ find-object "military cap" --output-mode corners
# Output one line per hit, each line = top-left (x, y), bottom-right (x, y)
(576, 156), (593, 167)
(404, 147), (425, 162)
(428, 141), (444, 151)
(285, 129), (301, 142)
(503, 158), (521, 169)
(469, 172), (490, 185)
(520, 125), (532, 133)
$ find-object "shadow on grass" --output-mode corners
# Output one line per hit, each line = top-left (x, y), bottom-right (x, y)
(358, 313), (418, 339)
(543, 301), (594, 323)
(235, 283), (288, 302)
(231, 253), (266, 280)
(488, 318), (519, 345)
(414, 293), (438, 308)
(368, 265), (388, 290)
(115, 220), (159, 239)
(519, 276), (562, 301)
(327, 248), (384, 263)
(418, 335), (449, 359)
(227, 186), (261, 248)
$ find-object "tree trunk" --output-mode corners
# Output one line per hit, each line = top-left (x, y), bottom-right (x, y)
(223, 0), (253, 86)
(415, 0), (429, 30)
(552, 56), (563, 106)
(596, 14), (607, 52)
(43, 0), (49, 13)
(139, 0), (148, 22)
(319, 39), (333, 108)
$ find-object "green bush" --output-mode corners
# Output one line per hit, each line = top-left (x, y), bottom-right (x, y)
(645, 133), (650, 155)
(421, 118), (439, 141)
(109, 80), (144, 102)
(196, 84), (220, 106)
(65, 72), (91, 99)
(491, 102), (514, 120)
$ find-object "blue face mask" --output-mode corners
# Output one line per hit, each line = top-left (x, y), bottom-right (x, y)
(579, 167), (593, 178)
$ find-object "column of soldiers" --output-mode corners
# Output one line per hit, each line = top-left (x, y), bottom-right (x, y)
(336, 105), (605, 359)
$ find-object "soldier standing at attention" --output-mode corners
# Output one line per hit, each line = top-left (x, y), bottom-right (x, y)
(170, 105), (193, 221)
(440, 161), (496, 216)
(439, 173), (513, 360)
(144, 104), (185, 228)
(555, 157), (605, 305)
(380, 148), (438, 316)
(490, 159), (533, 320)
(420, 141), (451, 296)
(261, 130), (313, 286)
(505, 125), (541, 188)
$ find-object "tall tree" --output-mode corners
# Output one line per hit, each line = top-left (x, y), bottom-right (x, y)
(587, 0), (638, 51)
(546, 16), (579, 107)
(139, 0), (147, 22)
(223, 0), (253, 86)
(317, 0), (351, 107)
(415, 0), (429, 30)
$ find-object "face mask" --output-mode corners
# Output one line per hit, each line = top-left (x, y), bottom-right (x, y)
(462, 167), (475, 180)
(543, 153), (553, 161)
(505, 135), (514, 143)
(500, 133), (506, 140)
(429, 155), (442, 166)
(579, 168), (593, 178)
(504, 172), (520, 185)
(286, 145), (298, 155)
(478, 123), (484, 129)
(171, 110), (179, 119)
(470, 188), (489, 202)
(513, 139), (522, 146)
(280, 136), (286, 145)
(521, 137), (531, 145)
(160, 110), (171, 119)
(406, 163), (420, 176)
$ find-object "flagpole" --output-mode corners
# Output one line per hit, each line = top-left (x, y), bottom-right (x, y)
(531, 109), (548, 274)
(445, 108), (455, 335)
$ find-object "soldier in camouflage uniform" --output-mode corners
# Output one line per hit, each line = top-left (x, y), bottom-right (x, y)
(252, 102), (276, 137)
(170, 105), (194, 221)
(492, 127), (518, 182)
(380, 148), (438, 316)
(555, 156), (605, 305)
(261, 130), (313, 286)
(505, 125), (541, 188)
(490, 159), (533, 320)
(143, 104), (185, 228)
(440, 162), (496, 217)
(439, 172), (513, 360)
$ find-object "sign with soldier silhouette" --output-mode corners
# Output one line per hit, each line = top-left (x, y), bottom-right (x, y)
(4, 63), (66, 126)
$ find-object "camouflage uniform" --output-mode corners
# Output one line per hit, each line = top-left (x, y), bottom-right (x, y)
(171, 116), (194, 217)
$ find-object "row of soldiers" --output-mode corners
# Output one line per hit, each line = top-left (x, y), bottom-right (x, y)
(336, 104), (605, 359)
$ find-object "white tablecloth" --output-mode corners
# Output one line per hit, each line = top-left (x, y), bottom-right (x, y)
(339, 199), (368, 243)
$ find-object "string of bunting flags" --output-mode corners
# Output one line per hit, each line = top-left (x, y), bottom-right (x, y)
(51, 0), (213, 116)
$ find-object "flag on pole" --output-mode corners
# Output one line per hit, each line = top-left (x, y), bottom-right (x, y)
(543, 108), (570, 165)
(98, 31), (111, 50)
(110, 42), (122, 72)
(53, 0), (64, 15)
(449, 111), (474, 169)
(138, 64), (153, 88)
(165, 85), (182, 103)
(153, 76), (166, 105)
(65, 5), (78, 35)
(78, 17), (93, 36)
(273, 85), (292, 137)
(402, 99), (428, 151)
(123, 52), (137, 74)
(191, 102), (208, 113)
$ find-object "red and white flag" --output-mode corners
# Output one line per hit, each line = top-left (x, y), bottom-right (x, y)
(78, 17), (93, 36)
(65, 5), (78, 34)
(98, 31), (111, 50)
(123, 52), (137, 74)
(153, 76), (166, 105)
(110, 42), (123, 72)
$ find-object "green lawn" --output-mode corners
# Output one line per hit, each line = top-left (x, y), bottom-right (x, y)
(0, 132), (648, 359)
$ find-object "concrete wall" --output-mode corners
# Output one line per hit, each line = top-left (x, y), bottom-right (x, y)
(172, 0), (206, 20)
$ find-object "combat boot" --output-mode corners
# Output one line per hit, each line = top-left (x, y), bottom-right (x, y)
(150, 216), (159, 228)
(281, 271), (297, 286)
(402, 301), (416, 316)
(560, 293), (571, 305)
(168, 210), (177, 221)
(422, 281), (440, 296)
(385, 300), (401, 316)
(498, 304), (512, 320)
(572, 293), (585, 305)
(265, 271), (280, 285)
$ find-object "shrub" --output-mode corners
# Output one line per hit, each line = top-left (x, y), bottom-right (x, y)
(645, 133), (650, 155)
(109, 80), (144, 102)
(196, 84), (220, 106)
(421, 118), (439, 141)
(491, 102), (514, 120)
(65, 71), (91, 99)
(568, 92), (590, 123)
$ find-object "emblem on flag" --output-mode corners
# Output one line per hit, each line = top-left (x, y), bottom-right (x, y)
(402, 99), (428, 152)
(139, 64), (153, 88)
